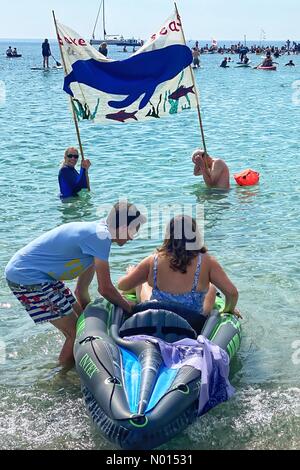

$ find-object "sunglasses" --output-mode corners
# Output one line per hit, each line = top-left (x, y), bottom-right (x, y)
(67, 154), (79, 159)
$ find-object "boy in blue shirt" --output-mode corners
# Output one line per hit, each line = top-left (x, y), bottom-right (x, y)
(5, 202), (146, 368)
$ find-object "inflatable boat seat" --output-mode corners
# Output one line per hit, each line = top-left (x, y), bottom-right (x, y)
(119, 309), (197, 343)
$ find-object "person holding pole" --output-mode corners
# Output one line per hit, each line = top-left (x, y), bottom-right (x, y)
(192, 149), (230, 190)
(58, 147), (91, 199)
(52, 11), (91, 193)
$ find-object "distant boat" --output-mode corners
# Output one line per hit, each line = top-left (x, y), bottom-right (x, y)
(90, 0), (143, 47)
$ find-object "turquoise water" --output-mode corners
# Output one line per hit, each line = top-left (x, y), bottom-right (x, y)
(0, 41), (299, 450)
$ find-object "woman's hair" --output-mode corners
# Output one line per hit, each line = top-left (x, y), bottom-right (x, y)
(157, 215), (207, 274)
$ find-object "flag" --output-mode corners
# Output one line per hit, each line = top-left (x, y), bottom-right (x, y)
(56, 12), (197, 124)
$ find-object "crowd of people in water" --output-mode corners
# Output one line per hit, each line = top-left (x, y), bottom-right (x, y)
(196, 39), (300, 56)
(5, 38), (298, 69)
(190, 39), (298, 69)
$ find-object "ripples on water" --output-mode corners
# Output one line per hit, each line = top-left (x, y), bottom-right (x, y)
(0, 41), (299, 449)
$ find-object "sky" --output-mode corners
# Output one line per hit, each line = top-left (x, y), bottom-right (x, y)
(0, 0), (299, 41)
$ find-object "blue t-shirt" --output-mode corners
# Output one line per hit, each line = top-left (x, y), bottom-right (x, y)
(5, 221), (111, 285)
(58, 166), (88, 199)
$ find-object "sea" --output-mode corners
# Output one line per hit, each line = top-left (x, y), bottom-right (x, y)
(0, 40), (299, 450)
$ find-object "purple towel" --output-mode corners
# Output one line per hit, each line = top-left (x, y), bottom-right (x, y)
(126, 334), (235, 416)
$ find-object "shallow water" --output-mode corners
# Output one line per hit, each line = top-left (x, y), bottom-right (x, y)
(0, 41), (299, 450)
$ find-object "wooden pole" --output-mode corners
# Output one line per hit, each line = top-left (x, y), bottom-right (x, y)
(174, 2), (207, 155)
(52, 10), (91, 191)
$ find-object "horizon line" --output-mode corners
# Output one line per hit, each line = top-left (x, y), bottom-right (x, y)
(0, 37), (297, 42)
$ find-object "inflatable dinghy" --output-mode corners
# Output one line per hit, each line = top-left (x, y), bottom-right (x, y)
(74, 296), (241, 449)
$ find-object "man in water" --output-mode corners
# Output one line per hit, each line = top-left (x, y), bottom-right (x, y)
(192, 46), (201, 68)
(6, 46), (13, 56)
(285, 60), (295, 67)
(5, 201), (146, 369)
(192, 149), (230, 189)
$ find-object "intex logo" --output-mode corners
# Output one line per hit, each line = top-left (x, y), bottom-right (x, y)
(79, 353), (99, 379)
(0, 81), (6, 106)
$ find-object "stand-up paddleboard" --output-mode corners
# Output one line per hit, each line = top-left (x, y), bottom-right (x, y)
(236, 61), (252, 68)
(30, 66), (63, 71)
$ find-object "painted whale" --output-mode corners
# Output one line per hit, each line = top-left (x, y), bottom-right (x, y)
(64, 45), (192, 110)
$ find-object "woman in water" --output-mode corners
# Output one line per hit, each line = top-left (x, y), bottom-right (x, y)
(58, 147), (91, 199)
(118, 215), (239, 321)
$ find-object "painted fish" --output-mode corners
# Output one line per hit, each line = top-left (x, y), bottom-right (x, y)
(169, 85), (195, 101)
(106, 110), (138, 123)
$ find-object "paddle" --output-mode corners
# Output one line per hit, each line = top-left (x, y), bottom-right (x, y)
(51, 54), (61, 67)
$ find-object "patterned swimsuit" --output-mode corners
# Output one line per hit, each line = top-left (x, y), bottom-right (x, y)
(150, 254), (207, 314)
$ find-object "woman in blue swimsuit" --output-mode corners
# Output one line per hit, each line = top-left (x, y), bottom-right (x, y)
(118, 215), (239, 317)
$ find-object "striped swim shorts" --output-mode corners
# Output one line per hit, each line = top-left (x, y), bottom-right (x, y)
(6, 280), (76, 324)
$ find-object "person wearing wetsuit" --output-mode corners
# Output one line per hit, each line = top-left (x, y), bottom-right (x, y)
(58, 147), (91, 199)
(42, 39), (51, 68)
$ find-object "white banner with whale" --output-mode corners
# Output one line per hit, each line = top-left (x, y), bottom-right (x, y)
(56, 12), (197, 124)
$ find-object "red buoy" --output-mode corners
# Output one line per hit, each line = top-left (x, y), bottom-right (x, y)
(234, 169), (260, 186)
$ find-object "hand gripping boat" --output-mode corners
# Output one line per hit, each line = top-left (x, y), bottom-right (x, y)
(74, 296), (241, 450)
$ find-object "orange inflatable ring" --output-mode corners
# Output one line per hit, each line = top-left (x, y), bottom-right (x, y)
(234, 169), (260, 186)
